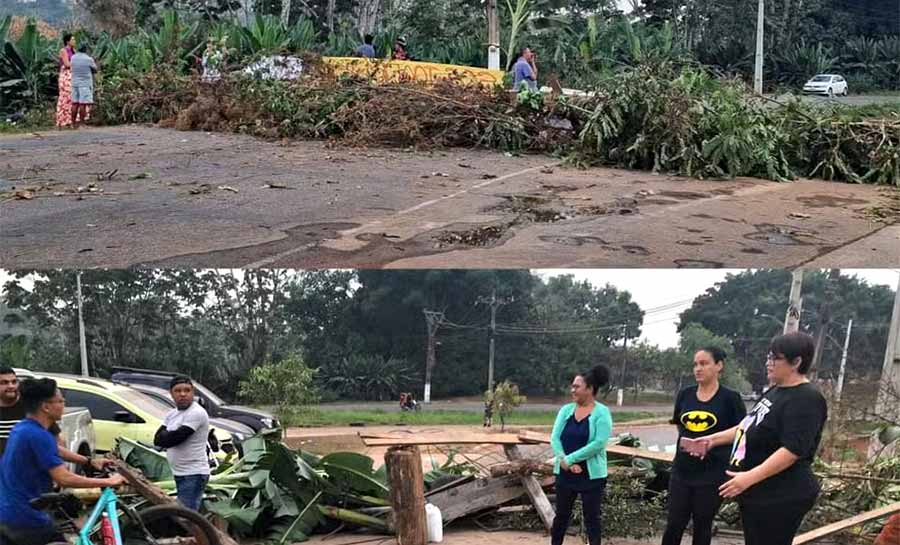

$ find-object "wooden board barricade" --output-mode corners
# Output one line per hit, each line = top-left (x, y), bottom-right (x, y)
(792, 502), (900, 545)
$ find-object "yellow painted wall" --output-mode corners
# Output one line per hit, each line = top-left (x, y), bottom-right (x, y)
(323, 57), (505, 87)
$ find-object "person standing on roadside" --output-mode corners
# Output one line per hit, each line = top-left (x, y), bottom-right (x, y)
(154, 376), (210, 511)
(355, 34), (377, 58)
(512, 46), (538, 91)
(682, 332), (828, 545)
(661, 348), (746, 545)
(70, 45), (98, 127)
(549, 364), (613, 545)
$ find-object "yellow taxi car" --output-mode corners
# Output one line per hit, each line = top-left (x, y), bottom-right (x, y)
(23, 371), (235, 459)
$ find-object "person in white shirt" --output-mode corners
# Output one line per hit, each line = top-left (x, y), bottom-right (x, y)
(153, 376), (210, 511)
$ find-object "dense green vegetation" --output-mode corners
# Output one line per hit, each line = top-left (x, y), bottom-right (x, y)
(1, 270), (893, 401)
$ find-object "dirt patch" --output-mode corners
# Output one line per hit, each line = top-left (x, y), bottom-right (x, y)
(796, 194), (870, 208)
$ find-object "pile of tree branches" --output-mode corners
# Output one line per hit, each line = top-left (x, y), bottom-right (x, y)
(93, 58), (900, 187)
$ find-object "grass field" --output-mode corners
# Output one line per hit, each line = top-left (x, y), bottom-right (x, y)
(283, 409), (660, 427)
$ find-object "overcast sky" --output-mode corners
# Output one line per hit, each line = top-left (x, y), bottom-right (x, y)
(2, 269), (897, 349)
(538, 269), (900, 348)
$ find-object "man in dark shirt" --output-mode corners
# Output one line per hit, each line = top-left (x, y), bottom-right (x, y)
(0, 367), (111, 472)
(0, 378), (125, 545)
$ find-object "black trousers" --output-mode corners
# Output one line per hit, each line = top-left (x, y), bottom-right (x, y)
(661, 474), (723, 545)
(739, 494), (818, 545)
(550, 479), (607, 545)
(0, 523), (65, 545)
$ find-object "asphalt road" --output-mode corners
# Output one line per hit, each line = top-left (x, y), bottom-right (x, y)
(777, 93), (900, 107)
(2, 126), (899, 268)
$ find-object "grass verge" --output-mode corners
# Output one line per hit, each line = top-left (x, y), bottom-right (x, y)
(283, 409), (660, 427)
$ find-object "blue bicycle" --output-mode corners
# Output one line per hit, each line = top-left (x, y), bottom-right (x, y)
(0, 486), (219, 545)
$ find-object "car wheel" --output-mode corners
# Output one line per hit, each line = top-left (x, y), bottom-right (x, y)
(827, 88), (834, 98)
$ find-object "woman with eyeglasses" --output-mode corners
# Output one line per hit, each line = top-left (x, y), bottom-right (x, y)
(681, 332), (827, 545)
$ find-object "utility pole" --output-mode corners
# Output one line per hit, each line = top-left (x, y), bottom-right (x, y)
(784, 269), (803, 334)
(76, 271), (89, 377)
(487, 0), (500, 70)
(810, 269), (840, 380)
(754, 0), (765, 94)
(422, 310), (444, 404)
(875, 273), (900, 422)
(477, 289), (512, 393)
(620, 323), (629, 389)
(836, 319), (852, 404)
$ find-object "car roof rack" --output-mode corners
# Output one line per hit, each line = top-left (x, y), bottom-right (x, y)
(110, 365), (178, 378)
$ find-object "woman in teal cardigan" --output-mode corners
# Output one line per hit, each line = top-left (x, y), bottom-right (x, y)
(549, 364), (613, 545)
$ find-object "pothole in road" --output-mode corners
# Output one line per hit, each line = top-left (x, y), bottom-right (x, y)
(796, 194), (870, 209)
(675, 259), (725, 268)
(434, 224), (510, 247)
(744, 223), (822, 246)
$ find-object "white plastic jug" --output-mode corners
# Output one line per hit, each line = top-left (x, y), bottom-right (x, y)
(425, 503), (443, 543)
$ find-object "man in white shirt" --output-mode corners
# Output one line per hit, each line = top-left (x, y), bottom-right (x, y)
(153, 376), (210, 511)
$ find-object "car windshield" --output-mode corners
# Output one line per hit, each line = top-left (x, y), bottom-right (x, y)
(195, 382), (226, 406)
(117, 389), (172, 419)
(811, 76), (831, 82)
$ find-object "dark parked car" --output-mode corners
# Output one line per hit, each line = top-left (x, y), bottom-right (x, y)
(109, 367), (280, 433)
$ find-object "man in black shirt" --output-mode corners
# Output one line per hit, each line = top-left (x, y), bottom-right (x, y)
(0, 367), (112, 472)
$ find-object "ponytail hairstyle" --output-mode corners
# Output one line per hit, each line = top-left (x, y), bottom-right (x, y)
(699, 346), (727, 365)
(581, 364), (611, 396)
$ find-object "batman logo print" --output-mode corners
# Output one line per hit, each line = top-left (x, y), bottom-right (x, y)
(681, 410), (718, 433)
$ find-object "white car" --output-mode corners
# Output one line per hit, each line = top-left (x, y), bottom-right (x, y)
(802, 74), (848, 97)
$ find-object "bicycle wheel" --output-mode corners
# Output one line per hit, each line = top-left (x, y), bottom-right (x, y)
(119, 504), (220, 545)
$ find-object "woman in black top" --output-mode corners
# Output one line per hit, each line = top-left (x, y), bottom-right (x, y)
(684, 332), (828, 545)
(662, 347), (746, 545)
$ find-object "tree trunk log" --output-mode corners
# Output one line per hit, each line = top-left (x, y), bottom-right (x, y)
(490, 459), (554, 477)
(385, 446), (427, 545)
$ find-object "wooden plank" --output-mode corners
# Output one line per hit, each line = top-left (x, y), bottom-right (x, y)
(504, 445), (555, 532)
(426, 474), (527, 523)
(792, 502), (900, 545)
(360, 432), (531, 446)
(516, 431), (675, 463)
(607, 445), (674, 463)
(113, 459), (241, 545)
(424, 475), (476, 498)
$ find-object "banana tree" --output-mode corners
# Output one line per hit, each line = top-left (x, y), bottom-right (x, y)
(116, 434), (390, 543)
(504, 0), (531, 70)
(0, 16), (56, 113)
